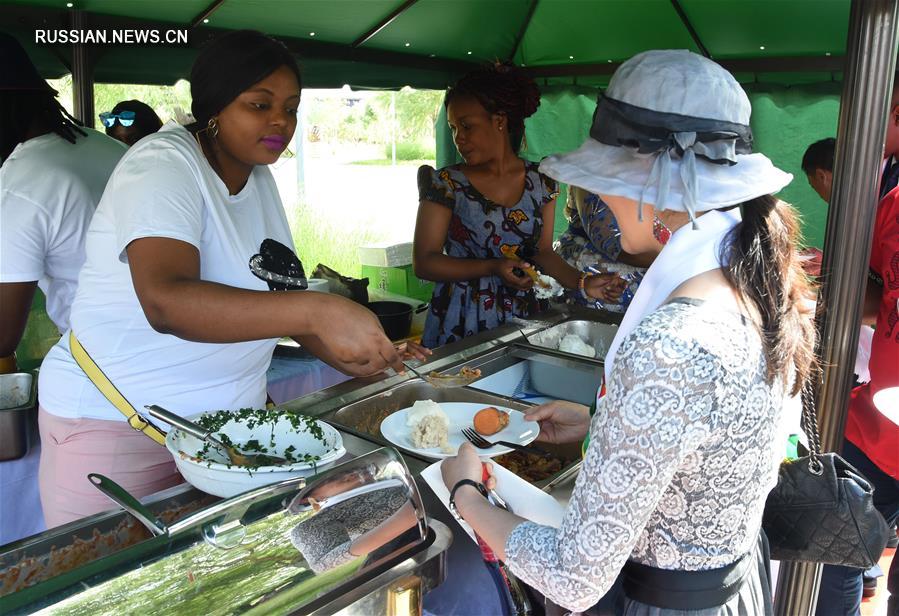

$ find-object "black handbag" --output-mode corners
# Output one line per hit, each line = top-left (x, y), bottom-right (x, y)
(761, 380), (890, 568)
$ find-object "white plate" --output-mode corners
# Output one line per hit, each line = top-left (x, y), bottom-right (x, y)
(379, 402), (538, 460)
(420, 460), (565, 545)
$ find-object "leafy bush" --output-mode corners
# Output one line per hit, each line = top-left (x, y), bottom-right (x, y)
(290, 204), (388, 278)
(385, 141), (436, 161)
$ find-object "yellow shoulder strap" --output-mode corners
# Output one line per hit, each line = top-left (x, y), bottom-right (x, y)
(68, 331), (167, 446)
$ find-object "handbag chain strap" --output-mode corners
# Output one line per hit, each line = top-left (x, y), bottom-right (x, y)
(798, 368), (825, 476)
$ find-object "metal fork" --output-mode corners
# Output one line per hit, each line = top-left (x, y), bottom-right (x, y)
(461, 427), (551, 458)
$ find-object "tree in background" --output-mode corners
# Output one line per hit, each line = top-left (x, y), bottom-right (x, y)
(372, 87), (443, 144)
(304, 87), (443, 158)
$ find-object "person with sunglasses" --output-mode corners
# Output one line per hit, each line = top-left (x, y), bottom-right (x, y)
(0, 32), (126, 545)
(36, 30), (407, 527)
(100, 99), (163, 147)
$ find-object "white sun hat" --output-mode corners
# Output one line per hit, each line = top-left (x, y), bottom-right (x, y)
(539, 49), (793, 227)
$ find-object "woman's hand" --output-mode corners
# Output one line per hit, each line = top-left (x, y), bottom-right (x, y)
(493, 258), (535, 291)
(304, 295), (403, 377)
(441, 442), (497, 491)
(584, 273), (627, 302)
(395, 340), (432, 362)
(524, 400), (592, 444)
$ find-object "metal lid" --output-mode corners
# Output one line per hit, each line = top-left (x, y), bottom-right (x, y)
(3, 448), (431, 615)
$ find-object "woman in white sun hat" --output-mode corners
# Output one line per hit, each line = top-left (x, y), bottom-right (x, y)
(441, 49), (817, 614)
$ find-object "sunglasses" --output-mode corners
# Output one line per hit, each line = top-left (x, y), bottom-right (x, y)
(99, 110), (136, 128)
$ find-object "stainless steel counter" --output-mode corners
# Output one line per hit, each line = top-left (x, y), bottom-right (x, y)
(0, 304), (618, 614)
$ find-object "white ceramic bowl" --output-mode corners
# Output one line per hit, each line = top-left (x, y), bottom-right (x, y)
(166, 414), (346, 498)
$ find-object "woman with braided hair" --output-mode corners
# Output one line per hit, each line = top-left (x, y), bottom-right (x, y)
(0, 32), (126, 374)
(414, 62), (625, 348)
(0, 32), (126, 544)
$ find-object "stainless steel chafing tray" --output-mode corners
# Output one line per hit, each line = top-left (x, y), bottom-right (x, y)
(450, 340), (604, 407)
(522, 319), (619, 360)
(324, 379), (582, 490)
(0, 372), (38, 461)
(0, 447), (451, 616)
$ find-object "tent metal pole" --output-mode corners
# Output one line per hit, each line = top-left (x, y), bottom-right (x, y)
(191, 0), (228, 29)
(507, 0), (539, 63)
(772, 0), (899, 613)
(669, 0), (710, 58)
(352, 0), (419, 48)
(70, 9), (94, 126)
(526, 55), (842, 79)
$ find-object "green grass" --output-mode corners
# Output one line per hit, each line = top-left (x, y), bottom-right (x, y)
(290, 205), (388, 278)
(385, 141), (435, 161)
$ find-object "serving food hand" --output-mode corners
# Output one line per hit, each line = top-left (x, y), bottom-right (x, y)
(493, 258), (535, 290)
(441, 442), (497, 492)
(524, 400), (592, 444)
(305, 294), (404, 377)
(395, 340), (432, 362)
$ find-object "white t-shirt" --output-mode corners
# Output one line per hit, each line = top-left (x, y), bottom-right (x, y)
(39, 122), (294, 422)
(0, 129), (126, 332)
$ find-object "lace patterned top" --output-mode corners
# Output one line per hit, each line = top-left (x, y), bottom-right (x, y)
(504, 298), (785, 612)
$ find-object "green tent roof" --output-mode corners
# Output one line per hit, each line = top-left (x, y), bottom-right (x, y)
(0, 0), (851, 88)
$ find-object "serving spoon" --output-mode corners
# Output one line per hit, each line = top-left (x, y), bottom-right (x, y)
(144, 404), (287, 467)
(402, 361), (481, 388)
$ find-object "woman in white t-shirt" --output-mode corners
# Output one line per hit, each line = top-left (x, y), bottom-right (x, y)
(0, 33), (126, 373)
(0, 32), (126, 546)
(37, 30), (405, 526)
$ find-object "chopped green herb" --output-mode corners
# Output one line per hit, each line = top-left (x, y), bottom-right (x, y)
(189, 408), (329, 471)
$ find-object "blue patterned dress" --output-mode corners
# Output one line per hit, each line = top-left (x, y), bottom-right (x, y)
(418, 163), (559, 348)
(554, 186), (645, 313)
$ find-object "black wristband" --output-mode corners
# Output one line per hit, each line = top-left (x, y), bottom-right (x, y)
(449, 479), (488, 518)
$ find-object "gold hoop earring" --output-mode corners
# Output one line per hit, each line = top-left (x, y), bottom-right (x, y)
(207, 117), (219, 139)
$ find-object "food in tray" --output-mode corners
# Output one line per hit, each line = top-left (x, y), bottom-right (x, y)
(557, 333), (596, 358)
(0, 496), (214, 596)
(427, 366), (482, 381)
(407, 400), (453, 453)
(495, 450), (567, 483)
(473, 406), (510, 436)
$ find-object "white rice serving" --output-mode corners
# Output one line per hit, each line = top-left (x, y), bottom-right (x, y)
(534, 274), (563, 299)
(406, 399), (445, 426)
(558, 333), (596, 357)
(407, 400), (453, 453)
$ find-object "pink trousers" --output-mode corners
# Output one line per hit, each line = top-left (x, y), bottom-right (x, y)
(38, 406), (182, 528)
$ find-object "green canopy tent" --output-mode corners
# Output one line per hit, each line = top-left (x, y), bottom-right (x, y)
(1, 2), (894, 612)
(0, 0), (856, 244)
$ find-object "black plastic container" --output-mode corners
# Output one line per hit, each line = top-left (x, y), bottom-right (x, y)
(367, 301), (428, 340)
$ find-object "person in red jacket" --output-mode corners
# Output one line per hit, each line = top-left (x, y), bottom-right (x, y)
(817, 85), (899, 613)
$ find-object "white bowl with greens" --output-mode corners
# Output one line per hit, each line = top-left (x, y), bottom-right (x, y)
(166, 408), (346, 498)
